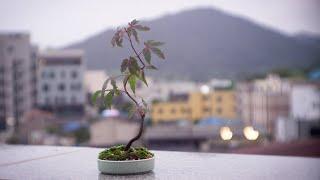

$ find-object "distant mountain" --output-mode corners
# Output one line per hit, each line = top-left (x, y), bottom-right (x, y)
(294, 33), (320, 49)
(67, 8), (320, 81)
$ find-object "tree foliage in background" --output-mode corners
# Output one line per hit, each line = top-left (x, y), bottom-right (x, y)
(92, 20), (165, 151)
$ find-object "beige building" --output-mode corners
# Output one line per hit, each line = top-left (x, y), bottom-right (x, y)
(151, 90), (237, 123)
(0, 33), (37, 131)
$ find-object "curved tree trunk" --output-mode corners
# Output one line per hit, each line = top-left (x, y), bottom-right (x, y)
(125, 113), (145, 151)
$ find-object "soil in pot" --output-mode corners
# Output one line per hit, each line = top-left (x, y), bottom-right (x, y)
(98, 145), (154, 161)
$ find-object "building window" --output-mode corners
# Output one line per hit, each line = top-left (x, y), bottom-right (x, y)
(60, 97), (66, 105)
(71, 96), (77, 104)
(232, 94), (236, 100)
(0, 66), (4, 74)
(41, 72), (46, 78)
(58, 83), (65, 91)
(202, 95), (209, 101)
(42, 84), (49, 92)
(70, 83), (82, 91)
(216, 107), (222, 114)
(45, 97), (51, 104)
(61, 71), (66, 78)
(203, 107), (210, 113)
(71, 71), (78, 79)
(49, 72), (55, 79)
(216, 96), (222, 102)
(7, 45), (14, 54)
(55, 97), (59, 105)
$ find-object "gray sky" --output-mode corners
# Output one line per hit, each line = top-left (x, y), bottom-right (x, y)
(0, 0), (319, 48)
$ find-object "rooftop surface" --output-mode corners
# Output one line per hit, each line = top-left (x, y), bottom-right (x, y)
(0, 145), (319, 180)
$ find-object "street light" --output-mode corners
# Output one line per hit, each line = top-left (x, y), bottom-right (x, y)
(243, 126), (259, 140)
(200, 85), (210, 94)
(220, 126), (233, 140)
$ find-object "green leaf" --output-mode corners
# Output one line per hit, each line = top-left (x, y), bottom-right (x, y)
(152, 42), (165, 46)
(150, 47), (165, 59)
(146, 65), (158, 70)
(137, 70), (148, 86)
(121, 59), (129, 72)
(143, 48), (151, 64)
(92, 90), (102, 105)
(128, 57), (140, 75)
(132, 29), (139, 43)
(128, 75), (136, 94)
(101, 78), (110, 98)
(147, 40), (165, 46)
(114, 89), (121, 96)
(111, 79), (117, 90)
(104, 91), (114, 109)
(134, 25), (150, 31)
(110, 79), (120, 96)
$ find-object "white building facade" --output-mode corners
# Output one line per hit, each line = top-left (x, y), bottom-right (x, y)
(236, 74), (291, 134)
(291, 84), (320, 121)
(37, 50), (85, 112)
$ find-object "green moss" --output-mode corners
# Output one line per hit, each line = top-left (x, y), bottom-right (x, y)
(98, 145), (154, 161)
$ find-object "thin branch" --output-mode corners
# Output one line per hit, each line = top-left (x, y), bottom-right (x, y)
(123, 75), (139, 106)
(125, 28), (146, 69)
(133, 51), (143, 59)
(123, 74), (146, 151)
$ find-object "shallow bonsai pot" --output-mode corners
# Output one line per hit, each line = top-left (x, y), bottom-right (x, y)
(98, 157), (155, 175)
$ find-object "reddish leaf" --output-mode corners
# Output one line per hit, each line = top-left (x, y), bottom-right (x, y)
(150, 47), (165, 59)
(132, 29), (139, 43)
(134, 25), (150, 31)
(142, 48), (151, 64)
(121, 59), (129, 72)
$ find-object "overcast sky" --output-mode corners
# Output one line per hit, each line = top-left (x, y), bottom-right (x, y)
(0, 0), (319, 48)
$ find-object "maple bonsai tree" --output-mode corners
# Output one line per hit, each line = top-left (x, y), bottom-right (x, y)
(93, 20), (165, 160)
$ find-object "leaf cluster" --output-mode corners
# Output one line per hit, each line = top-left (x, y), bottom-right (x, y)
(92, 19), (165, 117)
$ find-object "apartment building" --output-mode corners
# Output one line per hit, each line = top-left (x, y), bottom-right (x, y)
(291, 83), (320, 121)
(0, 33), (37, 131)
(37, 50), (85, 113)
(236, 74), (291, 134)
(151, 89), (236, 123)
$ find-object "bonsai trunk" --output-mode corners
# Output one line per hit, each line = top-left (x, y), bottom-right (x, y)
(125, 113), (145, 151)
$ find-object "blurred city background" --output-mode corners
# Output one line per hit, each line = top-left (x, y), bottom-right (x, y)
(1, 0), (320, 157)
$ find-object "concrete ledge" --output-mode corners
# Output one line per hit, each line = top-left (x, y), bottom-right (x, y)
(0, 145), (319, 179)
